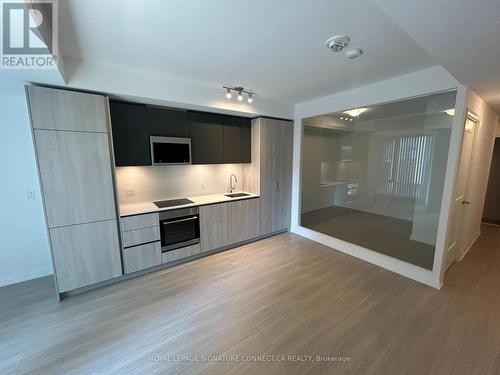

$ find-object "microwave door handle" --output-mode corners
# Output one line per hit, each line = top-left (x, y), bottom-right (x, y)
(164, 216), (198, 225)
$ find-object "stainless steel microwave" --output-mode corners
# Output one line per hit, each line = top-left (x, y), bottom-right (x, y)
(150, 136), (192, 166)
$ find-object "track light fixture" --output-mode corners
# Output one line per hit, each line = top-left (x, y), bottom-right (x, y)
(223, 86), (255, 103)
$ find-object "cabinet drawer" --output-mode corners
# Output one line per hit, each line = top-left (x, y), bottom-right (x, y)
(162, 243), (201, 263)
(123, 241), (161, 274)
(121, 212), (159, 231)
(122, 226), (160, 248)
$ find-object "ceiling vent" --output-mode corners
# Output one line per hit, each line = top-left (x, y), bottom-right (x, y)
(325, 35), (350, 52)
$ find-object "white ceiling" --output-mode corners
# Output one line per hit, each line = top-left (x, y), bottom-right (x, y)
(59, 0), (435, 104)
(56, 0), (500, 112)
(372, 0), (500, 114)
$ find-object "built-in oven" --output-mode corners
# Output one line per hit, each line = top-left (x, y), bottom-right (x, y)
(159, 207), (200, 252)
(150, 136), (191, 166)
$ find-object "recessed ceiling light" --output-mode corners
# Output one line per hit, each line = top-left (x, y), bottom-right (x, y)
(343, 108), (368, 117)
(325, 35), (350, 52)
(340, 117), (344, 120)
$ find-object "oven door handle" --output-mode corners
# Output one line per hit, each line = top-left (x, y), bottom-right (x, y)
(163, 216), (198, 225)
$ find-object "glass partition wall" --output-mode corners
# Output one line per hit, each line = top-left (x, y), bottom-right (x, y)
(300, 91), (457, 269)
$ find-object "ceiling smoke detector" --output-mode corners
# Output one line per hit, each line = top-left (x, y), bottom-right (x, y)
(325, 35), (350, 52)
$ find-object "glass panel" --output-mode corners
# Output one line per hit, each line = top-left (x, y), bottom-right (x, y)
(300, 91), (457, 270)
(153, 142), (190, 164)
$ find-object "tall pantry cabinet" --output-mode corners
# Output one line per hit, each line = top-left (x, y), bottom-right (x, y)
(246, 118), (293, 236)
(26, 86), (122, 296)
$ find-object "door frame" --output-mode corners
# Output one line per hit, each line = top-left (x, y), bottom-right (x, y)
(451, 111), (481, 264)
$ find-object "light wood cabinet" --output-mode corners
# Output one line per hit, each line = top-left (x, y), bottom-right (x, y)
(123, 242), (162, 274)
(122, 226), (160, 248)
(257, 118), (293, 235)
(27, 85), (108, 133)
(162, 243), (201, 263)
(50, 220), (122, 292)
(27, 85), (122, 296)
(34, 130), (117, 228)
(200, 198), (260, 252)
(120, 212), (159, 231)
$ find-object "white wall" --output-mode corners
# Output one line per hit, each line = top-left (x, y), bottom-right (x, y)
(292, 66), (462, 288)
(62, 59), (294, 120)
(116, 164), (246, 204)
(0, 78), (53, 286)
(453, 90), (499, 260)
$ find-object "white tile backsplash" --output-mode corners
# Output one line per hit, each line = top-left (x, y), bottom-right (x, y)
(115, 164), (245, 204)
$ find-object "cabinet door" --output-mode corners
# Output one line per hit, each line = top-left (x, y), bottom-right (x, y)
(50, 220), (122, 292)
(189, 112), (225, 164)
(199, 199), (260, 252)
(223, 117), (251, 163)
(110, 102), (150, 166)
(147, 106), (189, 137)
(27, 86), (108, 133)
(231, 198), (260, 243)
(274, 121), (293, 231)
(259, 119), (279, 235)
(34, 130), (117, 228)
(199, 203), (232, 251)
(259, 118), (293, 235)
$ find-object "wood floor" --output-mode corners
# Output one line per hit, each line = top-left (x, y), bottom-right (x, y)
(1, 227), (500, 375)
(301, 206), (435, 269)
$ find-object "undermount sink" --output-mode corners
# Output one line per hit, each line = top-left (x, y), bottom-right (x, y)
(225, 193), (251, 198)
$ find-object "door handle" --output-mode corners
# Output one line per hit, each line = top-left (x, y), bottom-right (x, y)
(164, 216), (198, 225)
(462, 201), (471, 205)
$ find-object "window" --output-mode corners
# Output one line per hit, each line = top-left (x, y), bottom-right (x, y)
(377, 134), (433, 200)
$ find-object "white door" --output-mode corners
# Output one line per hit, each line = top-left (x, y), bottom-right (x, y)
(446, 115), (478, 270)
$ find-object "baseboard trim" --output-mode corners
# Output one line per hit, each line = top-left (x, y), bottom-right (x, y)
(457, 231), (481, 262)
(0, 269), (53, 288)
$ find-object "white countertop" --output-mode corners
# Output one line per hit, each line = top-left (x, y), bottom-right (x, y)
(119, 191), (259, 217)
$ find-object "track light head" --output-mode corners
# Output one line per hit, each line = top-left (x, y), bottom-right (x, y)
(226, 88), (232, 99)
(247, 94), (253, 103)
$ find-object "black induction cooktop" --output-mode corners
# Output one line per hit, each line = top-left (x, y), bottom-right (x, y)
(153, 198), (194, 208)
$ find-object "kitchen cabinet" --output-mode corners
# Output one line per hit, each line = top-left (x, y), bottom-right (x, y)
(110, 101), (151, 166)
(223, 117), (251, 163)
(123, 241), (162, 274)
(199, 198), (260, 252)
(50, 220), (122, 293)
(147, 106), (189, 137)
(34, 130), (117, 227)
(27, 86), (122, 297)
(257, 118), (293, 235)
(189, 112), (251, 164)
(120, 212), (161, 272)
(27, 85), (108, 133)
(189, 112), (225, 164)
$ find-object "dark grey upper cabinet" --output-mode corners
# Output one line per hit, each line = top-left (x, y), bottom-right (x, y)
(223, 117), (251, 163)
(189, 112), (225, 164)
(147, 106), (189, 137)
(110, 101), (151, 166)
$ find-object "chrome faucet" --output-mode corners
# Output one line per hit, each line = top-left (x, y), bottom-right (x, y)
(229, 174), (238, 193)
